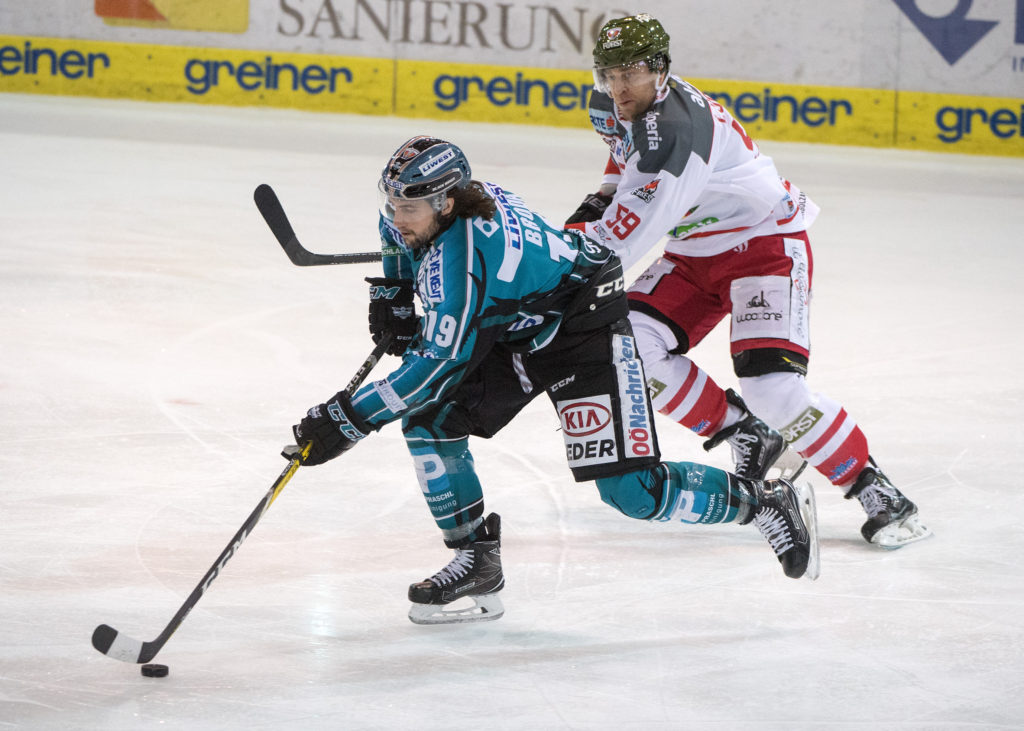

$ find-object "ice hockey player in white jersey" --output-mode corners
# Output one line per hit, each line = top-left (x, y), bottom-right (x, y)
(565, 14), (930, 548)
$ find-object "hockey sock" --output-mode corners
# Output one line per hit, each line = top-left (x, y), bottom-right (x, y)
(406, 436), (486, 547)
(595, 463), (746, 524)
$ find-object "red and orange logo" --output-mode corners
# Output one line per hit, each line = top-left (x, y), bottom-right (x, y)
(94, 0), (249, 33)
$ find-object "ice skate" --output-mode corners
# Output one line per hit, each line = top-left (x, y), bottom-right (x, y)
(704, 389), (794, 480)
(846, 459), (931, 549)
(408, 513), (505, 625)
(745, 477), (820, 580)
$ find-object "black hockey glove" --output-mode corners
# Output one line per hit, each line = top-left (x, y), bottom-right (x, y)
(292, 391), (371, 466)
(366, 276), (418, 356)
(565, 192), (613, 225)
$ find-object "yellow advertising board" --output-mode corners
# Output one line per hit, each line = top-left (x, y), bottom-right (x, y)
(0, 36), (388, 115)
(692, 79), (896, 149)
(394, 59), (594, 128)
(1, 35), (1021, 157)
(897, 90), (1024, 156)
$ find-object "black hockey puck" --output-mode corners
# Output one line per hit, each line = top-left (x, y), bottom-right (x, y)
(140, 663), (169, 678)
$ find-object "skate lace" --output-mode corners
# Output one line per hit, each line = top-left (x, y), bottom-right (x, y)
(753, 507), (794, 557)
(729, 432), (757, 473)
(430, 548), (475, 587)
(857, 482), (896, 518)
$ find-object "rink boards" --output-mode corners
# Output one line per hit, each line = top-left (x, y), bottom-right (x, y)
(1, 33), (1022, 157)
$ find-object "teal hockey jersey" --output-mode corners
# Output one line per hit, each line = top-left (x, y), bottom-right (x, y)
(349, 182), (614, 430)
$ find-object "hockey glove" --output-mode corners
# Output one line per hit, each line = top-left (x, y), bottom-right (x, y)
(292, 391), (371, 466)
(366, 276), (418, 356)
(565, 192), (613, 225)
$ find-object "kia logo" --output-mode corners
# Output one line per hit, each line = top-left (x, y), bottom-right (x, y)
(560, 402), (612, 437)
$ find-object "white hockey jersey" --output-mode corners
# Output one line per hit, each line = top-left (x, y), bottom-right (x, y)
(575, 75), (818, 271)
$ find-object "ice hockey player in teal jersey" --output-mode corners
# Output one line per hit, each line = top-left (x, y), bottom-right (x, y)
(289, 135), (819, 625)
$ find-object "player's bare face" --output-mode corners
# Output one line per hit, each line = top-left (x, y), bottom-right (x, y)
(390, 196), (453, 249)
(599, 62), (659, 121)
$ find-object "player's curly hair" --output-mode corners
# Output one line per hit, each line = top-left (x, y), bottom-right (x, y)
(449, 181), (497, 221)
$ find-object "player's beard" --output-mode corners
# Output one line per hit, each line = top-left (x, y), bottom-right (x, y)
(401, 213), (443, 250)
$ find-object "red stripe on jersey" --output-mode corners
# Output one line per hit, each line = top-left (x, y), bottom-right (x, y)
(661, 362), (699, 415)
(811, 428), (869, 486)
(776, 208), (799, 226)
(729, 337), (809, 358)
(684, 387), (727, 436)
(604, 155), (622, 176)
(684, 224), (755, 239)
(804, 408), (849, 457)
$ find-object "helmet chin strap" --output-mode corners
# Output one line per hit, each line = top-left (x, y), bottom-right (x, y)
(655, 69), (670, 95)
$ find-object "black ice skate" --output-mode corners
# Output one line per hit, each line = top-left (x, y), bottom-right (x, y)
(741, 477), (820, 580)
(845, 459), (931, 549)
(408, 513), (505, 625)
(703, 389), (799, 480)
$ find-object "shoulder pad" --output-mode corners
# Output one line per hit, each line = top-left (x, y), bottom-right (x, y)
(632, 79), (713, 176)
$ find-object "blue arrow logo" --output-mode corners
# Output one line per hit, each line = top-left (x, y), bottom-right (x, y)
(892, 0), (998, 65)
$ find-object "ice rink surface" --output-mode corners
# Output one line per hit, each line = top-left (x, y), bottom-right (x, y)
(2, 93), (1023, 730)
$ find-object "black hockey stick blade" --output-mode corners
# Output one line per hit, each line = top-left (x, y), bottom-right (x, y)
(91, 337), (392, 664)
(253, 183), (384, 265)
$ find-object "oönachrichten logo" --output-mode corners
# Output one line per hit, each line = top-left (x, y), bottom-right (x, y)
(94, 0), (249, 34)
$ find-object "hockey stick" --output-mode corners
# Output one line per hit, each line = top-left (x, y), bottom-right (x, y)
(253, 183), (397, 265)
(91, 335), (392, 664)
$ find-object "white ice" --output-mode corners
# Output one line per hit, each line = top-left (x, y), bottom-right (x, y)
(2, 93), (1023, 730)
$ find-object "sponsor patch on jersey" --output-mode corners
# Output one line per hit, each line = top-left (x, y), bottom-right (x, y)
(418, 246), (445, 304)
(589, 108), (617, 135)
(558, 394), (618, 468)
(646, 377), (667, 401)
(781, 405), (823, 444)
(630, 178), (661, 203)
(373, 378), (407, 414)
(614, 335), (654, 459)
(487, 183), (524, 283)
(643, 110), (663, 151)
(730, 275), (791, 343)
(784, 238), (811, 349)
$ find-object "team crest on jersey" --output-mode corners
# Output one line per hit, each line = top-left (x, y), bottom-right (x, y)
(631, 178), (661, 203)
(417, 246), (445, 304)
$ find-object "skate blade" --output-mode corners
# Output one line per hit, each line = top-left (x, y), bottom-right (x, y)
(871, 513), (933, 550)
(792, 480), (821, 581)
(408, 593), (505, 625)
(769, 449), (808, 482)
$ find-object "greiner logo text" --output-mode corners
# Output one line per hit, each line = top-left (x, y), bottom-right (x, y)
(707, 87), (853, 128)
(0, 40), (109, 80)
(434, 72), (591, 112)
(936, 103), (1024, 143)
(184, 55), (353, 95)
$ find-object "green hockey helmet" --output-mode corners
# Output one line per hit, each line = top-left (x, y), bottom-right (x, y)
(592, 14), (671, 73)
